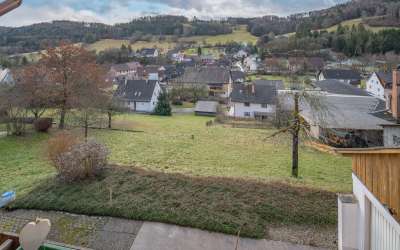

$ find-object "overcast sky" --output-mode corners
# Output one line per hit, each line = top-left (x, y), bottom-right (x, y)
(1, 0), (349, 27)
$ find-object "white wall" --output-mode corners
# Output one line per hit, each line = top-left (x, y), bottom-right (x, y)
(125, 82), (162, 113)
(366, 73), (385, 100)
(229, 102), (276, 118)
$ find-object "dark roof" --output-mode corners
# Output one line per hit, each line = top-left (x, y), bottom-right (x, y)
(254, 80), (284, 90)
(314, 80), (371, 96)
(172, 67), (231, 85)
(307, 57), (325, 69)
(141, 48), (157, 55)
(230, 82), (277, 104)
(301, 95), (393, 130)
(375, 72), (393, 88)
(195, 101), (218, 114)
(231, 71), (245, 82)
(321, 69), (361, 80)
(115, 80), (158, 102)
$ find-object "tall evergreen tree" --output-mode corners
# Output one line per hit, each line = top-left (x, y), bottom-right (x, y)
(154, 91), (172, 116)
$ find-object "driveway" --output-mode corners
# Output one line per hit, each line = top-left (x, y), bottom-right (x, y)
(131, 222), (327, 250)
(1, 209), (329, 250)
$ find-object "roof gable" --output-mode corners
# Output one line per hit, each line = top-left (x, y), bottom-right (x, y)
(230, 81), (278, 104)
(321, 69), (361, 80)
(115, 80), (158, 102)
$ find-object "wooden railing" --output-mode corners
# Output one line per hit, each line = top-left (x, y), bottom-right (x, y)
(338, 148), (400, 221)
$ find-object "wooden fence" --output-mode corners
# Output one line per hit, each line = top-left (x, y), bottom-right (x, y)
(340, 148), (400, 221)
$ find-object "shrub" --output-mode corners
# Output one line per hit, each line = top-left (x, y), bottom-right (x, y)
(33, 118), (53, 132)
(48, 132), (79, 166)
(154, 92), (172, 116)
(53, 140), (109, 182)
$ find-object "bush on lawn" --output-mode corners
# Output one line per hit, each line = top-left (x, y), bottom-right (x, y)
(48, 132), (79, 165)
(53, 139), (109, 182)
(33, 118), (53, 132)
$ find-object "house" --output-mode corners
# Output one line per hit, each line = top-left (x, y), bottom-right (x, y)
(313, 80), (371, 97)
(195, 101), (219, 116)
(115, 80), (162, 113)
(288, 57), (306, 73)
(228, 80), (282, 120)
(306, 57), (325, 72)
(200, 54), (216, 65)
(243, 56), (259, 72)
(318, 69), (362, 86)
(337, 148), (400, 250)
(0, 67), (13, 85)
(264, 57), (287, 74)
(140, 48), (159, 58)
(301, 94), (392, 147)
(107, 62), (143, 83)
(366, 71), (392, 100)
(233, 50), (248, 59)
(170, 66), (232, 98)
(230, 71), (246, 83)
(144, 65), (165, 81)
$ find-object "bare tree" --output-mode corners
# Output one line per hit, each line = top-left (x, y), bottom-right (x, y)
(0, 84), (28, 136)
(12, 64), (54, 119)
(40, 42), (105, 129)
(270, 84), (326, 178)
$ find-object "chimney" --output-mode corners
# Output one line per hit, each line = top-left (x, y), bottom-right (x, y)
(392, 67), (400, 122)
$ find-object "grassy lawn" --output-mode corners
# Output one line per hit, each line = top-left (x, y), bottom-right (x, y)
(1, 114), (351, 239)
(184, 47), (224, 58)
(248, 74), (312, 87)
(179, 25), (258, 45)
(323, 18), (400, 33)
(85, 39), (177, 53)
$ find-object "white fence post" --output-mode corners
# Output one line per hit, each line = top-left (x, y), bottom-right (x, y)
(338, 194), (359, 250)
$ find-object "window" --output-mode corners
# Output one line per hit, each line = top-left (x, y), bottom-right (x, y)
(244, 112), (251, 117)
(261, 104), (268, 108)
(244, 102), (250, 107)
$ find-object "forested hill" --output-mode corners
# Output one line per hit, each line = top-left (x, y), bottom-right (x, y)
(0, 16), (232, 54)
(247, 0), (400, 37)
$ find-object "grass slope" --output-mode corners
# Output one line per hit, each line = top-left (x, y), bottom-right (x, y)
(86, 25), (258, 53)
(1, 114), (351, 238)
(283, 18), (400, 37)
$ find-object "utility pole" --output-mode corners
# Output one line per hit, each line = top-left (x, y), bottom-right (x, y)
(0, 0), (22, 16)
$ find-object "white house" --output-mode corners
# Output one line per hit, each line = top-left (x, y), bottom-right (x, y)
(115, 80), (162, 113)
(141, 48), (159, 58)
(243, 56), (259, 73)
(366, 72), (392, 100)
(229, 80), (282, 120)
(0, 67), (13, 85)
(234, 49), (248, 59)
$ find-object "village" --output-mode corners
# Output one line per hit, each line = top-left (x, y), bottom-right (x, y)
(1, 1), (400, 250)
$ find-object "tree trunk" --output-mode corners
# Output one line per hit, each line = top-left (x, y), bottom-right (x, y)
(292, 93), (300, 178)
(292, 128), (299, 178)
(84, 112), (88, 141)
(108, 111), (112, 129)
(59, 106), (66, 129)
